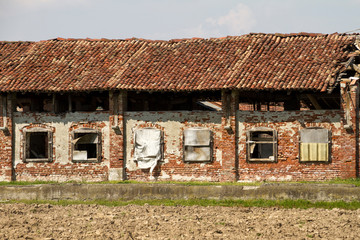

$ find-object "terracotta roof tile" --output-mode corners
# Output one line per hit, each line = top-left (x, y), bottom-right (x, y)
(0, 33), (355, 92)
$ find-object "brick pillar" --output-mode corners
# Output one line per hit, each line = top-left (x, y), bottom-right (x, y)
(340, 80), (359, 178)
(349, 80), (359, 177)
(0, 94), (13, 181)
(220, 90), (238, 181)
(108, 90), (127, 181)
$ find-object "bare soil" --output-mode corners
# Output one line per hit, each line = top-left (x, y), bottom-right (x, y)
(1, 203), (360, 239)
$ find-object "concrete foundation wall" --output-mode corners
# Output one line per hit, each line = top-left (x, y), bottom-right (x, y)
(1, 183), (360, 202)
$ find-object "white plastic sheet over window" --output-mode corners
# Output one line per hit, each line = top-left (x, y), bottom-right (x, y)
(134, 128), (162, 173)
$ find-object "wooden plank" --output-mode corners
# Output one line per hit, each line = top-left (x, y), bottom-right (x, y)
(306, 94), (322, 110)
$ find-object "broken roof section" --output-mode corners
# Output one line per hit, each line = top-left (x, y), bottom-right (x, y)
(0, 33), (355, 93)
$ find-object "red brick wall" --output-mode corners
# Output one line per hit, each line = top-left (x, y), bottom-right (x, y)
(236, 110), (356, 181)
(121, 109), (357, 182)
(123, 111), (235, 182)
(15, 163), (108, 182)
(109, 91), (126, 180)
(0, 95), (13, 181)
(1, 85), (358, 182)
(347, 81), (359, 178)
(13, 111), (110, 182)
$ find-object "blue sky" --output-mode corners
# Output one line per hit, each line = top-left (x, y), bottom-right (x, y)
(1, 0), (360, 41)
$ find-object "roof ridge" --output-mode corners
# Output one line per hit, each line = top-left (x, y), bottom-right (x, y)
(44, 33), (353, 43)
(1, 33), (357, 44)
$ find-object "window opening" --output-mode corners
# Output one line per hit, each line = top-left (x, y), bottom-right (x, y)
(23, 128), (52, 162)
(16, 92), (109, 113)
(54, 94), (69, 113)
(28, 132), (48, 158)
(70, 92), (109, 112)
(16, 93), (53, 113)
(72, 129), (101, 162)
(236, 90), (340, 112)
(247, 129), (277, 162)
(127, 91), (221, 111)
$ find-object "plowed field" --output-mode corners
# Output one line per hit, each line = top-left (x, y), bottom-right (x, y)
(1, 203), (360, 239)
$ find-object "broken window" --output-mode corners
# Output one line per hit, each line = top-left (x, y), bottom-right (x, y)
(247, 128), (277, 162)
(300, 128), (330, 162)
(23, 128), (53, 162)
(133, 128), (163, 173)
(71, 128), (101, 162)
(183, 128), (212, 162)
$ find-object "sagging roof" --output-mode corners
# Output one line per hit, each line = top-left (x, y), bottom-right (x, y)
(0, 33), (355, 93)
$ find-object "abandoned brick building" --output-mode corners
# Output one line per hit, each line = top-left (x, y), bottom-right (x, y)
(0, 33), (359, 182)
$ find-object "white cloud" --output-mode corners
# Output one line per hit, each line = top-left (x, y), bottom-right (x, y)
(206, 3), (256, 35)
(160, 3), (256, 39)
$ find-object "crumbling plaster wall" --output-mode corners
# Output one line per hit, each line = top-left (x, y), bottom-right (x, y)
(124, 111), (235, 182)
(236, 110), (356, 181)
(13, 112), (110, 181)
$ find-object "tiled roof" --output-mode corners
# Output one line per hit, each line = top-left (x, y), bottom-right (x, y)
(0, 33), (355, 92)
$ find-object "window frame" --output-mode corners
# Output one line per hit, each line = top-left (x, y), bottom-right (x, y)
(183, 128), (213, 163)
(23, 127), (53, 162)
(299, 127), (330, 162)
(71, 128), (102, 163)
(246, 127), (277, 162)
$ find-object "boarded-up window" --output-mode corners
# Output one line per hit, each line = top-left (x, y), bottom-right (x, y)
(247, 128), (277, 162)
(23, 127), (53, 162)
(183, 128), (212, 162)
(134, 128), (162, 172)
(72, 128), (101, 162)
(300, 128), (329, 162)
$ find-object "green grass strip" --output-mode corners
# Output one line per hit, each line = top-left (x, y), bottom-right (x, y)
(0, 180), (59, 186)
(3, 198), (360, 210)
(2, 178), (360, 186)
